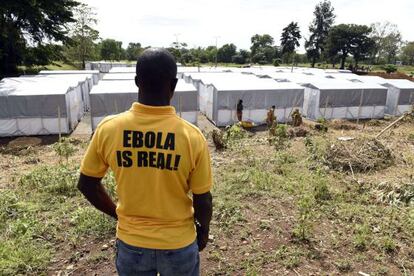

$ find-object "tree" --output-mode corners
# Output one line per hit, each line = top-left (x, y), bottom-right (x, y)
(0, 0), (80, 76)
(217, 44), (237, 63)
(126, 43), (143, 61)
(250, 34), (277, 64)
(67, 3), (99, 68)
(305, 0), (336, 67)
(232, 49), (250, 64)
(100, 39), (124, 61)
(370, 22), (402, 64)
(204, 46), (218, 63)
(280, 22), (301, 63)
(325, 24), (374, 69)
(401, 42), (414, 65)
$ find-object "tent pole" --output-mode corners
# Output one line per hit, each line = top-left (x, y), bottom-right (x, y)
(357, 90), (364, 124)
(114, 99), (118, 114)
(58, 106), (61, 141)
(371, 105), (376, 119)
(323, 96), (329, 120)
(288, 95), (299, 119)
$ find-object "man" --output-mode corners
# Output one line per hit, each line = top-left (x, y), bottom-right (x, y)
(291, 108), (302, 127)
(78, 48), (213, 276)
(266, 105), (276, 128)
(236, 99), (243, 122)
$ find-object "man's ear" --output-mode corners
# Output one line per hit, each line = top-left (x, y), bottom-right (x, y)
(135, 75), (140, 88)
(171, 78), (178, 92)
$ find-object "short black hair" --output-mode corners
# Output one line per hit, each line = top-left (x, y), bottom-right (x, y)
(136, 48), (177, 90)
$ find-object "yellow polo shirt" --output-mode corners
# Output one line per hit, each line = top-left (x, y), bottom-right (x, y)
(80, 103), (212, 249)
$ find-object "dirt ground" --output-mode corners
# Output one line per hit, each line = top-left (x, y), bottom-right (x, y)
(1, 113), (413, 275)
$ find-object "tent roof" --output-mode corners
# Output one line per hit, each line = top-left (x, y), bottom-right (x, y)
(90, 79), (195, 94)
(102, 73), (135, 80)
(384, 79), (414, 89)
(108, 67), (136, 73)
(357, 75), (387, 84)
(0, 76), (79, 96)
(205, 74), (304, 91)
(39, 70), (99, 75)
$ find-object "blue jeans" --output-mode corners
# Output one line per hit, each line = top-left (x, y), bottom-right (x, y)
(116, 239), (199, 276)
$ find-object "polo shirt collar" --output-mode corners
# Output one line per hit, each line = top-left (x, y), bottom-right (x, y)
(130, 102), (176, 115)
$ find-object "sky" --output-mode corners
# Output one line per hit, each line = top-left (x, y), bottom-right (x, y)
(81, 0), (414, 53)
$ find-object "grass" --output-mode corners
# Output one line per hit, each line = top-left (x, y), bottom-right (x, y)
(0, 155), (116, 275)
(1, 119), (414, 274)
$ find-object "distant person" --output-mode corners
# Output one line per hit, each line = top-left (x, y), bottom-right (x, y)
(78, 48), (213, 276)
(291, 108), (303, 127)
(266, 105), (276, 127)
(237, 99), (243, 121)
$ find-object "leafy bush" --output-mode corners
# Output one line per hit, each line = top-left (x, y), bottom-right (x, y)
(292, 194), (314, 241)
(273, 58), (281, 67)
(382, 64), (397, 74)
(269, 124), (290, 150)
(313, 172), (331, 202)
(53, 137), (76, 163)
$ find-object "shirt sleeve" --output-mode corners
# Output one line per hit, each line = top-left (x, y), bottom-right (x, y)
(80, 127), (109, 178)
(189, 140), (213, 194)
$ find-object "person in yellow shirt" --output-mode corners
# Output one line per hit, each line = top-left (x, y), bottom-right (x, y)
(77, 48), (213, 276)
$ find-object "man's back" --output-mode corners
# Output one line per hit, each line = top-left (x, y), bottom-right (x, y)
(81, 102), (212, 249)
(78, 48), (212, 275)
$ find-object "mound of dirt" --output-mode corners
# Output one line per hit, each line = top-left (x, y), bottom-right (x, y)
(326, 138), (393, 173)
(329, 119), (358, 130)
(288, 126), (309, 137)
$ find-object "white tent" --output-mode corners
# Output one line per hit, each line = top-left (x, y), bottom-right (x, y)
(357, 76), (414, 115)
(0, 76), (84, 136)
(39, 74), (95, 111)
(189, 73), (304, 126)
(302, 79), (388, 120)
(102, 73), (135, 81)
(38, 70), (101, 84)
(108, 67), (136, 74)
(381, 79), (414, 115)
(89, 79), (198, 130)
(86, 61), (131, 73)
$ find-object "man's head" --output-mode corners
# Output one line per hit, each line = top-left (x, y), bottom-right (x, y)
(135, 48), (178, 105)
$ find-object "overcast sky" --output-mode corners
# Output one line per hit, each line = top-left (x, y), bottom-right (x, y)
(80, 0), (414, 52)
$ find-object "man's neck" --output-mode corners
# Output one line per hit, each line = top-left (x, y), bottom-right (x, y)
(138, 94), (170, 107)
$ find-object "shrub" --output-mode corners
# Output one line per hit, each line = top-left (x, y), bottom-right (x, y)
(292, 194), (314, 241)
(382, 64), (397, 74)
(53, 137), (76, 163)
(269, 124), (290, 150)
(273, 58), (281, 67)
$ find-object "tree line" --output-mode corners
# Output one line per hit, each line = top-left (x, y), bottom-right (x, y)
(1, 0), (414, 78)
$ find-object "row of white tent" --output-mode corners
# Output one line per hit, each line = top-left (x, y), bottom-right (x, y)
(0, 71), (99, 137)
(89, 79), (198, 130)
(180, 67), (414, 126)
(1, 66), (413, 137)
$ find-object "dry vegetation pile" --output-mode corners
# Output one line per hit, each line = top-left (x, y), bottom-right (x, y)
(326, 138), (394, 173)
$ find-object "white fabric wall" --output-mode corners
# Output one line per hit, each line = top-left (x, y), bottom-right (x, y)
(92, 111), (198, 130)
(0, 118), (70, 136)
